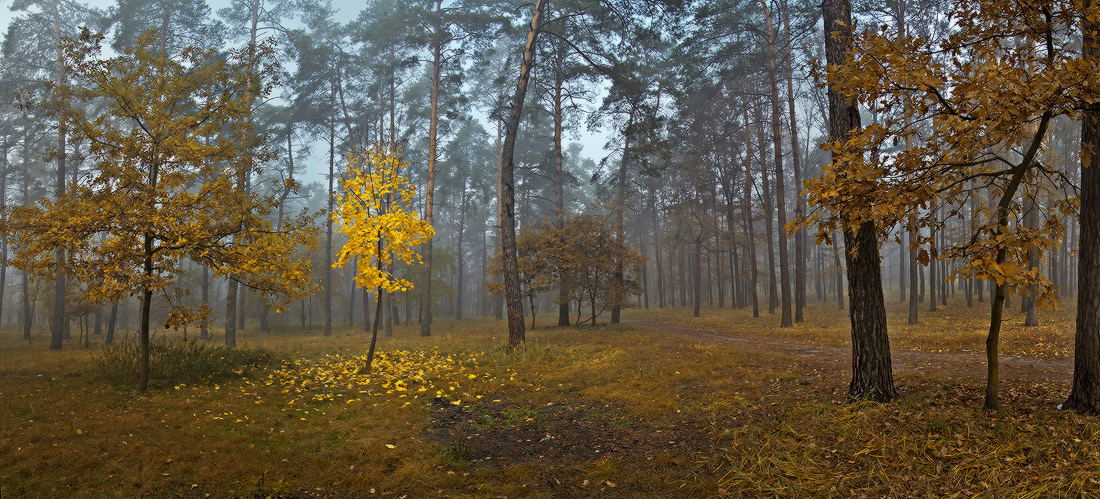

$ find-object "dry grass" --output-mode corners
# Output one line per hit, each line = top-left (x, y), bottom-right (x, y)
(0, 299), (1095, 498)
(627, 295), (1077, 358)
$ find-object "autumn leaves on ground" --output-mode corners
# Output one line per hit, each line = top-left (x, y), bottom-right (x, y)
(3, 300), (1098, 498)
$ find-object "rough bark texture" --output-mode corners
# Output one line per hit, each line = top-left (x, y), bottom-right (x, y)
(824, 0), (896, 402)
(498, 0), (545, 347)
(842, 222), (896, 401)
(1063, 13), (1100, 412)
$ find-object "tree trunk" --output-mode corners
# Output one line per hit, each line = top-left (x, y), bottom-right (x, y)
(106, 303), (117, 345)
(201, 264), (210, 339)
(0, 146), (8, 331)
(929, 211), (938, 312)
(824, 0), (895, 401)
(455, 188), (468, 320)
(899, 231), (907, 303)
(421, 3), (443, 338)
(324, 79), (335, 338)
(781, 0), (806, 323)
(741, 101), (761, 318)
(50, 0), (67, 350)
(908, 224), (919, 325)
(1024, 185), (1039, 326)
(138, 234), (155, 392)
(753, 100), (779, 315)
(762, 0), (792, 327)
(652, 189), (666, 308)
(693, 237), (702, 318)
(1063, 15), (1100, 411)
(552, 28), (571, 326)
(499, 0), (546, 348)
(611, 113), (633, 324)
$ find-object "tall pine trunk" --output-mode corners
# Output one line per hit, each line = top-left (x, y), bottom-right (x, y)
(762, 0), (792, 327)
(50, 0), (67, 350)
(741, 99), (761, 318)
(421, 1), (443, 338)
(781, 0), (806, 323)
(498, 0), (546, 347)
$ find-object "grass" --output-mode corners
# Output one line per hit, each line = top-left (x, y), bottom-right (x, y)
(0, 298), (1096, 497)
(629, 294), (1077, 358)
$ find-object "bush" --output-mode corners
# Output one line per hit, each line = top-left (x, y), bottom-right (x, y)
(92, 338), (283, 389)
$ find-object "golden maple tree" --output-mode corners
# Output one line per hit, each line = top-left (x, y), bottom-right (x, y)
(11, 29), (317, 392)
(333, 143), (434, 368)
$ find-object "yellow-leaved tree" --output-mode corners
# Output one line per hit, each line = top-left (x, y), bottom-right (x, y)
(334, 144), (433, 369)
(11, 29), (318, 392)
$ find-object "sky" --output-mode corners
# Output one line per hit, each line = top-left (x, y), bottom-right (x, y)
(0, 0), (613, 188)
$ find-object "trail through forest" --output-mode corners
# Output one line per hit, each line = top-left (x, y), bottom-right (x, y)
(629, 320), (1073, 388)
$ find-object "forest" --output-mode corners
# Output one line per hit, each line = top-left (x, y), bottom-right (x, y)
(2, 0), (1100, 496)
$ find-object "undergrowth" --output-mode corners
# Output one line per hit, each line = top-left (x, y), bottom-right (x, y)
(92, 337), (282, 389)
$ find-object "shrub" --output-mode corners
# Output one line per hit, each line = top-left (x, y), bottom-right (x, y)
(92, 337), (282, 389)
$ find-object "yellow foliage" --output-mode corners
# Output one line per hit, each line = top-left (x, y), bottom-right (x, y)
(333, 144), (434, 294)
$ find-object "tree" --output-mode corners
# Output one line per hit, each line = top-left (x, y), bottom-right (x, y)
(814, 0), (896, 402)
(101, 0), (223, 55)
(333, 143), (433, 369)
(813, 0), (1088, 409)
(497, 0), (547, 349)
(1063, 0), (1100, 414)
(489, 214), (644, 327)
(13, 30), (315, 392)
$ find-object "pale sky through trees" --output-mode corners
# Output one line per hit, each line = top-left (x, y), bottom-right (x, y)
(0, 0), (613, 187)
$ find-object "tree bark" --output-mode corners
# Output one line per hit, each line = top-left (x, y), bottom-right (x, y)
(929, 210), (938, 312)
(201, 264), (210, 340)
(1024, 185), (1039, 326)
(499, 0), (546, 348)
(1063, 11), (1100, 412)
(781, 0), (806, 323)
(741, 101), (761, 318)
(611, 113), (633, 324)
(324, 78), (335, 338)
(51, 0), (67, 350)
(762, 0), (792, 327)
(908, 224), (919, 324)
(106, 303), (117, 345)
(757, 119), (778, 314)
(651, 189), (666, 308)
(420, 0), (443, 338)
(552, 27), (571, 326)
(824, 0), (895, 401)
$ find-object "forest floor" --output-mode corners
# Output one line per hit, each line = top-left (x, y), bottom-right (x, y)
(3, 297), (1100, 498)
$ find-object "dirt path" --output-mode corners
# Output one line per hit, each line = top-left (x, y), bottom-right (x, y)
(628, 320), (1073, 386)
